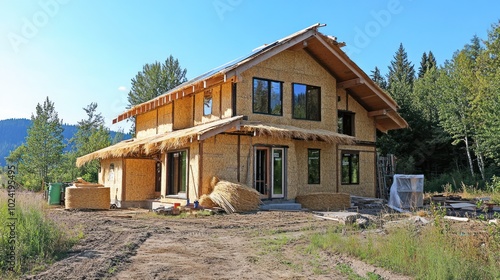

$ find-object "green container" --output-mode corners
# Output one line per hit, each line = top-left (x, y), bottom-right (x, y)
(48, 183), (63, 205)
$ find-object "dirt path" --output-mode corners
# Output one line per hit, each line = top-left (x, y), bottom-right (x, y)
(23, 209), (411, 280)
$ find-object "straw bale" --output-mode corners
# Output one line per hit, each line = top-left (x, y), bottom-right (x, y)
(157, 103), (173, 134)
(209, 180), (261, 213)
(296, 193), (351, 211)
(210, 176), (220, 189)
(125, 159), (156, 201)
(65, 186), (110, 210)
(199, 194), (217, 208)
(74, 183), (103, 188)
(173, 96), (193, 130)
(136, 110), (158, 139)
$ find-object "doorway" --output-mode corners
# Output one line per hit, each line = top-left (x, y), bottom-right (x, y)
(167, 150), (187, 196)
(254, 147), (286, 199)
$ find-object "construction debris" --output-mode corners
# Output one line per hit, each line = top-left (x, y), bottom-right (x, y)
(314, 211), (361, 225)
(351, 196), (385, 208)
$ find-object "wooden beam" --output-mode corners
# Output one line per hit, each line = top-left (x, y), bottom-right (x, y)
(337, 78), (364, 89)
(314, 34), (398, 112)
(368, 109), (388, 117)
(197, 119), (242, 141)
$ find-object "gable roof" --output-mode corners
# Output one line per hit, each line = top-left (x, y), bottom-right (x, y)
(113, 23), (407, 132)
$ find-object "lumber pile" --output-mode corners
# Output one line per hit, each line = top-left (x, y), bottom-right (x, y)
(296, 193), (350, 211)
(351, 195), (385, 208)
(207, 178), (261, 213)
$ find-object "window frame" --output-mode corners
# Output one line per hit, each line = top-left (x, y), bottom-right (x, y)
(341, 151), (360, 185)
(252, 77), (283, 116)
(292, 83), (321, 121)
(203, 92), (213, 116)
(307, 149), (321, 184)
(338, 110), (355, 136)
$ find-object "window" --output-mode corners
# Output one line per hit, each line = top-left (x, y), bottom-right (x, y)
(293, 83), (321, 121)
(308, 149), (320, 184)
(203, 92), (212, 116)
(253, 78), (282, 115)
(341, 151), (359, 184)
(338, 111), (355, 136)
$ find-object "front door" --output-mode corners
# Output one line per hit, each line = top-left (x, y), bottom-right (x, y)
(167, 150), (187, 196)
(254, 147), (286, 199)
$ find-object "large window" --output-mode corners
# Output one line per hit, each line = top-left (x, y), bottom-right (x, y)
(292, 83), (321, 121)
(308, 149), (320, 184)
(338, 111), (355, 136)
(341, 151), (359, 184)
(253, 78), (282, 115)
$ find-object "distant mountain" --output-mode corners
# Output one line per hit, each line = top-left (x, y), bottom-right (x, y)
(0, 118), (130, 166)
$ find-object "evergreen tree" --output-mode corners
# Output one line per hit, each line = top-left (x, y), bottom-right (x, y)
(127, 55), (187, 134)
(72, 103), (111, 182)
(370, 66), (387, 90)
(418, 52), (428, 78)
(7, 97), (64, 190)
(387, 43), (415, 107)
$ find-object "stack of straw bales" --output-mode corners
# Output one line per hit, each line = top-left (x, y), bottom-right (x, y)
(65, 180), (110, 210)
(296, 193), (351, 211)
(207, 178), (261, 213)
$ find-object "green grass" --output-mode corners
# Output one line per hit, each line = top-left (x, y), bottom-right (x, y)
(0, 191), (82, 277)
(308, 215), (500, 280)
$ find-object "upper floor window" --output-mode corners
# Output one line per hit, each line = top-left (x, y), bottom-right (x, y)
(292, 83), (321, 121)
(341, 151), (359, 184)
(253, 78), (282, 115)
(203, 92), (212, 116)
(338, 111), (355, 136)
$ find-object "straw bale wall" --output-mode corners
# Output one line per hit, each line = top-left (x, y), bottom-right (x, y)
(293, 140), (337, 196)
(124, 158), (156, 201)
(99, 158), (123, 203)
(337, 88), (376, 142)
(338, 145), (377, 197)
(296, 192), (351, 211)
(237, 49), (336, 131)
(194, 87), (221, 125)
(65, 186), (110, 210)
(221, 82), (233, 118)
(136, 110), (158, 139)
(173, 96), (194, 130)
(201, 135), (240, 195)
(158, 103), (173, 134)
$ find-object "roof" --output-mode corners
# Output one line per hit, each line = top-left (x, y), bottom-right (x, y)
(77, 115), (355, 165)
(113, 23), (407, 132)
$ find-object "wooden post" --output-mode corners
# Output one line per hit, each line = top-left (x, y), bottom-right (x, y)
(198, 141), (204, 199)
(237, 135), (241, 182)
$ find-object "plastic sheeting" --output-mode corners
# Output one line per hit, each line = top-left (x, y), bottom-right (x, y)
(387, 174), (424, 212)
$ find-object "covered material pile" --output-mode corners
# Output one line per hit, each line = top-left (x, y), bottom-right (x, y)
(296, 193), (351, 211)
(207, 178), (261, 213)
(65, 179), (110, 210)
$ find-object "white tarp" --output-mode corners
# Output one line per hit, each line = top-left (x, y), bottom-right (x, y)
(387, 174), (424, 212)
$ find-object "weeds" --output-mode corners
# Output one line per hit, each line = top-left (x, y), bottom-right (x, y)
(0, 191), (81, 276)
(308, 212), (500, 279)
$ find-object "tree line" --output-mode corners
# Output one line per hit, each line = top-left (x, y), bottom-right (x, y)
(376, 21), (500, 190)
(4, 55), (187, 191)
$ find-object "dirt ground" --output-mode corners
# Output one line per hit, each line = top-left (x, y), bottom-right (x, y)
(23, 208), (412, 280)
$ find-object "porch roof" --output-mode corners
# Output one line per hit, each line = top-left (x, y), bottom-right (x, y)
(76, 116), (243, 167)
(240, 121), (355, 145)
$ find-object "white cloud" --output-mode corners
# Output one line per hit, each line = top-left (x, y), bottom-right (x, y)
(118, 86), (127, 92)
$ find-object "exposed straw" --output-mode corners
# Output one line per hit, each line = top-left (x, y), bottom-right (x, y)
(208, 180), (261, 213)
(199, 194), (217, 208)
(76, 116), (243, 167)
(241, 121), (355, 145)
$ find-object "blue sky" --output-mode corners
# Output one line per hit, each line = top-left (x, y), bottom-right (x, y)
(1, 0), (499, 132)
